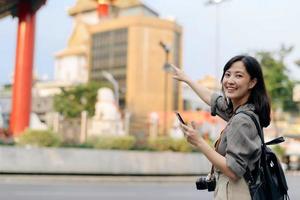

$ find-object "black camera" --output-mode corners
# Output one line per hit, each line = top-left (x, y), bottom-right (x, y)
(195, 175), (216, 192)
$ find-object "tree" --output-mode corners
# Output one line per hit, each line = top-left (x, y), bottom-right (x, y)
(53, 82), (111, 118)
(256, 45), (298, 113)
(255, 46), (299, 136)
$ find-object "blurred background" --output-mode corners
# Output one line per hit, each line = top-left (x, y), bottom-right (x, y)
(0, 0), (300, 199)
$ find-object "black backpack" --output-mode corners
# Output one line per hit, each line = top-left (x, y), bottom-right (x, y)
(238, 111), (289, 200)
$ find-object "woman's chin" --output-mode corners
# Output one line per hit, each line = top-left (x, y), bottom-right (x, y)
(225, 92), (235, 99)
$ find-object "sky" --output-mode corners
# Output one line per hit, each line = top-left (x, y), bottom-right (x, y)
(1, 0), (300, 86)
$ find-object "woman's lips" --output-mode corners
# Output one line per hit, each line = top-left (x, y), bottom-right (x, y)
(225, 87), (236, 93)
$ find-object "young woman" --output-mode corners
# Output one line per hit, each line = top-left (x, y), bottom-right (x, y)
(170, 55), (271, 200)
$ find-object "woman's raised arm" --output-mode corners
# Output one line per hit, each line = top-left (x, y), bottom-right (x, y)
(169, 64), (214, 106)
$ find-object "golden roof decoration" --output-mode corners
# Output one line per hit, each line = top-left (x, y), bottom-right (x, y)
(68, 0), (143, 16)
(115, 0), (142, 8)
(68, 0), (97, 16)
(55, 21), (89, 58)
(67, 22), (90, 48)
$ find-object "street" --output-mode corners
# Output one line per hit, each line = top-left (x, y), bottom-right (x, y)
(0, 174), (298, 200)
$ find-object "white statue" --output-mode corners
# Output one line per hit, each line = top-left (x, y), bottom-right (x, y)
(89, 87), (124, 136)
(30, 112), (48, 130)
(94, 88), (119, 121)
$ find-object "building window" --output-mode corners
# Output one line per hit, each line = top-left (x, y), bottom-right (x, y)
(91, 28), (128, 75)
(91, 28), (128, 108)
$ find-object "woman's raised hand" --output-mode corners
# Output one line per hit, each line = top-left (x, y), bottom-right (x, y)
(169, 64), (212, 106)
(180, 121), (203, 148)
(169, 64), (190, 83)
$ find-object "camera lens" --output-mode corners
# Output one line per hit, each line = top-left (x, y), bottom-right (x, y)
(195, 176), (216, 192)
(207, 177), (216, 192)
(195, 177), (208, 190)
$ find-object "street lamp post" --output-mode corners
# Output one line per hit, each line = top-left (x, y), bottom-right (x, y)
(205, 0), (230, 79)
(159, 41), (171, 135)
(102, 71), (119, 108)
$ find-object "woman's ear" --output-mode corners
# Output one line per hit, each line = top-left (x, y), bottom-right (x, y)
(249, 78), (257, 89)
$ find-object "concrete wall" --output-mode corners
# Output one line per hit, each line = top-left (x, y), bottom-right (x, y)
(0, 146), (211, 175)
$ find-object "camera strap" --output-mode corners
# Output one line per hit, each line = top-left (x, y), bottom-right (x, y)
(209, 129), (225, 178)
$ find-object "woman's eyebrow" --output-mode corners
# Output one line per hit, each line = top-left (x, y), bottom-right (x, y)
(232, 70), (245, 74)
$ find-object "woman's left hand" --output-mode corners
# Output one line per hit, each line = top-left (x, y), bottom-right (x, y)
(180, 122), (203, 148)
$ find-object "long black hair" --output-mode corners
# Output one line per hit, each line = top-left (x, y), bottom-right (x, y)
(221, 55), (271, 127)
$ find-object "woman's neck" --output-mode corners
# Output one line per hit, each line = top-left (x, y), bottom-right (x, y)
(231, 95), (250, 111)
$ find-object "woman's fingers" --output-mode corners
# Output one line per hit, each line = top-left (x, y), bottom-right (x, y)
(169, 64), (182, 77)
(180, 123), (188, 131)
(180, 123), (194, 137)
(169, 64), (189, 83)
(172, 75), (181, 81)
(179, 122), (201, 147)
(191, 121), (197, 129)
(169, 63), (180, 72)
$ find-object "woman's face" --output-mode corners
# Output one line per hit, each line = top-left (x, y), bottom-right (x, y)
(222, 61), (257, 106)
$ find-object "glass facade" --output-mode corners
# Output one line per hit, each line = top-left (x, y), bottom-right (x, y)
(90, 28), (128, 106)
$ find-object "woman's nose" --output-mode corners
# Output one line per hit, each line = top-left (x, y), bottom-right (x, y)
(226, 76), (235, 84)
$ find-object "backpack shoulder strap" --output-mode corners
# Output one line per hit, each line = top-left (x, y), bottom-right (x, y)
(237, 111), (265, 185)
(236, 111), (265, 145)
(237, 111), (285, 146)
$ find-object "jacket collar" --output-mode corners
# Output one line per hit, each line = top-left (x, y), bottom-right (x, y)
(234, 103), (255, 114)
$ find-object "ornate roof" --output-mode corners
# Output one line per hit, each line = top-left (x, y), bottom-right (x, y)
(68, 0), (97, 16)
(114, 0), (142, 8)
(68, 0), (143, 16)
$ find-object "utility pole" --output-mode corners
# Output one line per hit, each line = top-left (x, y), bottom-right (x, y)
(159, 41), (171, 135)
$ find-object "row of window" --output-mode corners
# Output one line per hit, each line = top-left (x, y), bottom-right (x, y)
(91, 28), (128, 75)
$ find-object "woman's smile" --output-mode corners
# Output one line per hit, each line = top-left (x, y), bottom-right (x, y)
(225, 86), (237, 93)
(222, 61), (256, 108)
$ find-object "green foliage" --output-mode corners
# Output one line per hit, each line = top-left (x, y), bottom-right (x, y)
(87, 135), (136, 150)
(60, 142), (93, 149)
(170, 138), (193, 152)
(272, 145), (286, 160)
(53, 81), (110, 118)
(147, 136), (193, 152)
(147, 136), (173, 151)
(1, 84), (12, 91)
(85, 135), (194, 152)
(256, 45), (299, 112)
(17, 129), (62, 147)
(130, 132), (149, 150)
(14, 129), (196, 153)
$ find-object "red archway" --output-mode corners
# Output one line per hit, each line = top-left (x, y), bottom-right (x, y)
(0, 0), (114, 136)
(0, 0), (46, 135)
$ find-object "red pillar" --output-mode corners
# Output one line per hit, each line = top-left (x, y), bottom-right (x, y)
(9, 2), (36, 136)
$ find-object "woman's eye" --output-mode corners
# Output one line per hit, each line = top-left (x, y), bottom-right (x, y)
(236, 74), (243, 78)
(224, 73), (230, 77)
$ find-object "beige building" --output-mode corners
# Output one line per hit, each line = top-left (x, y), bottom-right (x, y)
(55, 0), (183, 135)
